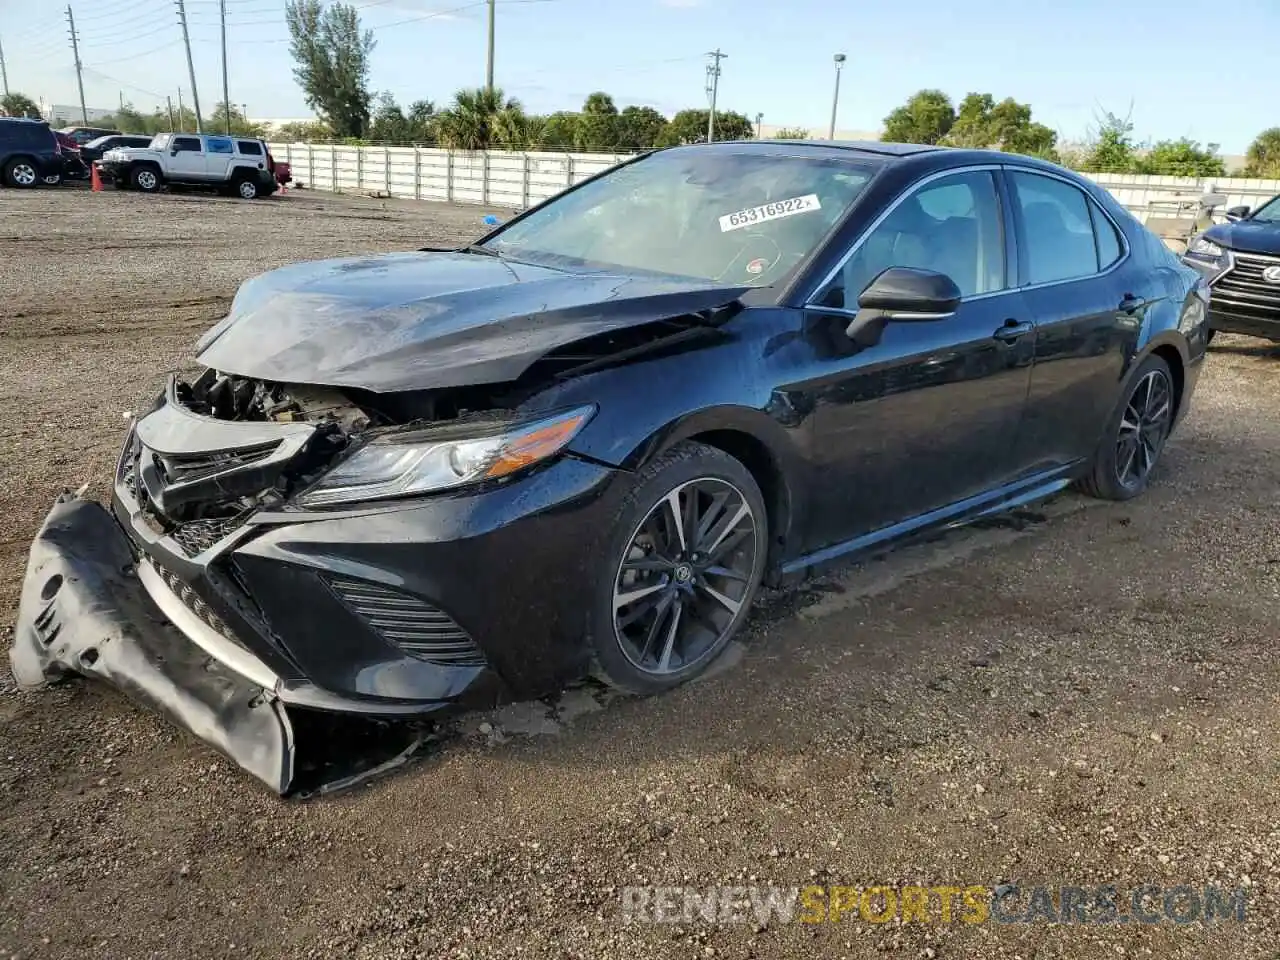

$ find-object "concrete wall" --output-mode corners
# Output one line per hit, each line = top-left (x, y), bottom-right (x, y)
(269, 142), (1280, 220)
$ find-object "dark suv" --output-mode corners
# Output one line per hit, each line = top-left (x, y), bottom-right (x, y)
(1182, 194), (1280, 341)
(0, 118), (62, 189)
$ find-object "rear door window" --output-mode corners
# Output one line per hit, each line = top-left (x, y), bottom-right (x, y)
(207, 137), (234, 154)
(1009, 171), (1101, 284)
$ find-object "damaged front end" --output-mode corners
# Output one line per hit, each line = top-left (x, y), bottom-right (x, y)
(10, 369), (519, 795)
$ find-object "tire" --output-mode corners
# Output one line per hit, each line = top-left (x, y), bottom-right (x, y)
(4, 156), (40, 188)
(234, 176), (259, 200)
(588, 441), (768, 695)
(130, 165), (162, 193)
(1075, 354), (1176, 501)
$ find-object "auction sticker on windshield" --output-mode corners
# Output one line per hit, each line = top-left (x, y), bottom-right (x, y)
(719, 194), (821, 232)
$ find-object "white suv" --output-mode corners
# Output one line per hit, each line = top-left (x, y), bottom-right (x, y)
(98, 133), (278, 199)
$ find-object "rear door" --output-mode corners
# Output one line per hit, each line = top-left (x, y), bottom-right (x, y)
(205, 136), (236, 179)
(167, 136), (207, 180)
(1004, 168), (1135, 470)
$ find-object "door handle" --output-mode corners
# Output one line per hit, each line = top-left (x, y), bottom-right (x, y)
(992, 320), (1033, 343)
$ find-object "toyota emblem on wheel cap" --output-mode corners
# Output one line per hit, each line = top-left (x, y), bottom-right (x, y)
(1263, 265), (1280, 284)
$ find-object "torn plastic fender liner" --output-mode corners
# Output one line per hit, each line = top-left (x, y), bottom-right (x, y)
(9, 494), (294, 793)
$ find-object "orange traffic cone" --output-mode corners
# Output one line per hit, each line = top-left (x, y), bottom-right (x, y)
(90, 163), (103, 192)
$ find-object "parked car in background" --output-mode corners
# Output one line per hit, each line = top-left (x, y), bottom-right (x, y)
(11, 141), (1210, 793)
(98, 133), (278, 198)
(0, 117), (63, 188)
(80, 133), (154, 165)
(52, 130), (88, 182)
(59, 126), (121, 146)
(1182, 194), (1280, 342)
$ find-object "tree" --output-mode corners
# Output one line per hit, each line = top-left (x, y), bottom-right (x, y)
(540, 111), (579, 150)
(657, 109), (753, 146)
(274, 120), (333, 141)
(1243, 128), (1280, 179)
(209, 102), (266, 138)
(1078, 111), (1138, 173)
(773, 127), (810, 139)
(1135, 139), (1225, 177)
(616, 105), (667, 152)
(938, 93), (1057, 158)
(436, 87), (524, 150)
(574, 91), (619, 151)
(285, 0), (375, 139)
(882, 89), (953, 145)
(0, 92), (40, 118)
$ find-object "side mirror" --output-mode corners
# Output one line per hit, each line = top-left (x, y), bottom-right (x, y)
(170, 149), (179, 157)
(1225, 205), (1250, 222)
(846, 267), (960, 338)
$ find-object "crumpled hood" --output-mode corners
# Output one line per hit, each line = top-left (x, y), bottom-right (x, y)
(1203, 220), (1280, 256)
(195, 251), (747, 392)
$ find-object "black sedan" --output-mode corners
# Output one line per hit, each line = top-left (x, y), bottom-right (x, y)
(11, 140), (1209, 793)
(79, 133), (155, 166)
(1182, 193), (1280, 342)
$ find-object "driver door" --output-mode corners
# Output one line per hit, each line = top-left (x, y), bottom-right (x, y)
(167, 136), (207, 179)
(796, 167), (1036, 550)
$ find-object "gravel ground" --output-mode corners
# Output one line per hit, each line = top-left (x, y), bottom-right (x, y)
(2, 187), (1279, 960)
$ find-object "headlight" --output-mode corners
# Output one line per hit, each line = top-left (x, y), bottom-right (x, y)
(297, 405), (595, 507)
(1186, 235), (1224, 259)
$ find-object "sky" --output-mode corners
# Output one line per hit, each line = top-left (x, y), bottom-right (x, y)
(0, 0), (1275, 154)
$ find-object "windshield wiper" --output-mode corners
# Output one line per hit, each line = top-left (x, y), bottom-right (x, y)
(458, 243), (503, 257)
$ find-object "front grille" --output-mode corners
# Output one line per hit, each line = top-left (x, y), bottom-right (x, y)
(171, 512), (251, 558)
(158, 444), (276, 485)
(149, 561), (244, 648)
(1212, 252), (1280, 318)
(326, 575), (485, 666)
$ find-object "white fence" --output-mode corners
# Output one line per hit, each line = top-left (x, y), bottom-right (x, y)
(269, 143), (628, 207)
(268, 142), (1280, 220)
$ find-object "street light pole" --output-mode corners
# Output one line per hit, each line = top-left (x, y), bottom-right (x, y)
(828, 53), (846, 141)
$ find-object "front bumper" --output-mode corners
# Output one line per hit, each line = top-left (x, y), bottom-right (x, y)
(11, 402), (627, 790)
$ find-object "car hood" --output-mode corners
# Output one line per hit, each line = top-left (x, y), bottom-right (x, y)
(194, 251), (748, 392)
(1203, 220), (1280, 256)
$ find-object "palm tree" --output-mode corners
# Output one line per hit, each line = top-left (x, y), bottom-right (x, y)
(436, 87), (526, 151)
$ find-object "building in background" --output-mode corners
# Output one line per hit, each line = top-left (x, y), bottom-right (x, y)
(44, 104), (116, 127)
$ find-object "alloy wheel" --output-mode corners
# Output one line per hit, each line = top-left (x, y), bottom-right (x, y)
(137, 170), (157, 190)
(612, 477), (760, 676)
(238, 180), (257, 199)
(12, 163), (36, 186)
(1115, 369), (1173, 489)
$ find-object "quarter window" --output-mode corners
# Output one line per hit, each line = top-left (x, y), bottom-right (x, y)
(1010, 171), (1119, 284)
(833, 170), (1006, 303)
(237, 140), (263, 156)
(172, 137), (202, 153)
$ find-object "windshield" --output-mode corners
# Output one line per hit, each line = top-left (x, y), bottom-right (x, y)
(481, 149), (879, 286)
(1251, 195), (1280, 222)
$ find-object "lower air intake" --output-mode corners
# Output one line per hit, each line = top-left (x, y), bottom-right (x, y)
(325, 575), (485, 666)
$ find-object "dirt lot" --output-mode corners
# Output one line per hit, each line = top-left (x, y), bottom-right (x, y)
(2, 187), (1280, 960)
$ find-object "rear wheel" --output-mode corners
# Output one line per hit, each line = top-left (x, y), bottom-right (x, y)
(1076, 354), (1176, 501)
(4, 157), (39, 188)
(589, 442), (768, 695)
(130, 165), (162, 193)
(235, 176), (259, 200)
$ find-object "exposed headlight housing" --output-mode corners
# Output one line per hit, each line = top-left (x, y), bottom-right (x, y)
(297, 405), (595, 507)
(1186, 234), (1224, 259)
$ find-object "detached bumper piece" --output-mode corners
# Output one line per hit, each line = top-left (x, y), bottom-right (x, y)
(10, 494), (296, 792)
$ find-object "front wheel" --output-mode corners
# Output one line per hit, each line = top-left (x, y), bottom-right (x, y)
(130, 165), (162, 193)
(589, 442), (768, 695)
(1076, 354), (1176, 501)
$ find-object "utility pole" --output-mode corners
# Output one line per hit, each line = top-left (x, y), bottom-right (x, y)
(119, 90), (124, 112)
(704, 49), (725, 142)
(828, 53), (846, 141)
(755, 112), (763, 139)
(66, 6), (88, 124)
(219, 0), (230, 134)
(0, 36), (9, 98)
(175, 0), (203, 132)
(167, 95), (175, 131)
(177, 87), (184, 131)
(485, 0), (495, 94)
